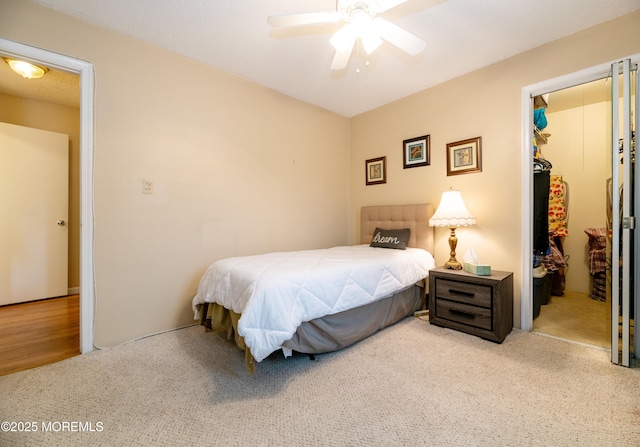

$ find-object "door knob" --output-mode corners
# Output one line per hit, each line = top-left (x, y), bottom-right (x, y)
(57, 220), (66, 226)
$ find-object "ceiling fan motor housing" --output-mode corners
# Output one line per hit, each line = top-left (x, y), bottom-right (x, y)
(337, 1), (380, 21)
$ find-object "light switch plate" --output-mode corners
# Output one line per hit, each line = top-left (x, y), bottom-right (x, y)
(143, 179), (153, 194)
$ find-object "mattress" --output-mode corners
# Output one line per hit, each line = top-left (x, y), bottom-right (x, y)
(192, 244), (435, 362)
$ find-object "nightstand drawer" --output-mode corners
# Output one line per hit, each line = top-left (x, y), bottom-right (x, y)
(435, 278), (492, 308)
(435, 299), (492, 331)
(428, 268), (513, 343)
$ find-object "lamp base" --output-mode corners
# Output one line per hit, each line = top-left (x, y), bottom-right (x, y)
(444, 260), (462, 270)
(444, 227), (462, 270)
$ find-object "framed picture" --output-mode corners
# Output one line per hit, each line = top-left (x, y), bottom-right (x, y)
(365, 156), (386, 185)
(403, 134), (430, 169)
(446, 137), (482, 176)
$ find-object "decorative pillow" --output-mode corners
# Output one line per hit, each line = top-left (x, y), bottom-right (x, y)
(370, 227), (410, 250)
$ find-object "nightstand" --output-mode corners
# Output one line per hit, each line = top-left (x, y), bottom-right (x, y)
(428, 267), (513, 343)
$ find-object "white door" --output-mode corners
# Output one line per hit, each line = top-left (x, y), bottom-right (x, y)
(0, 122), (69, 305)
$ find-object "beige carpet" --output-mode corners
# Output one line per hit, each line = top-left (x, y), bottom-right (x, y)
(533, 290), (610, 349)
(1, 318), (639, 446)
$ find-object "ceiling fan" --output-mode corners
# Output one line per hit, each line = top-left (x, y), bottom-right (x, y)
(267, 0), (429, 71)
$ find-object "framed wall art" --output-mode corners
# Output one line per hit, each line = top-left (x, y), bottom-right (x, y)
(446, 137), (482, 176)
(403, 134), (430, 169)
(365, 156), (386, 185)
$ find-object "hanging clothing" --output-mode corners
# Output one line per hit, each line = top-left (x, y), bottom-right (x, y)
(533, 169), (550, 256)
(548, 175), (568, 237)
(534, 108), (547, 130)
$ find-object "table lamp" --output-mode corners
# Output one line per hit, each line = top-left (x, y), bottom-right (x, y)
(429, 189), (476, 269)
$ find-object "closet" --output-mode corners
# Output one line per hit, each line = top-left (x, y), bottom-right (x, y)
(531, 80), (611, 349)
(525, 56), (639, 367)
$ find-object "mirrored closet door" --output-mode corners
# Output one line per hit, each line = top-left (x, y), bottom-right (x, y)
(610, 59), (638, 366)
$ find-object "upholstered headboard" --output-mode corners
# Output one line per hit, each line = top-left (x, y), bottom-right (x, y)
(360, 204), (435, 252)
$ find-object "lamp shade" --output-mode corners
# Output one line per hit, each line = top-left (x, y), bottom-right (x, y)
(429, 190), (476, 227)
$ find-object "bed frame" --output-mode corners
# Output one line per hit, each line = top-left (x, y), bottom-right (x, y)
(198, 204), (435, 373)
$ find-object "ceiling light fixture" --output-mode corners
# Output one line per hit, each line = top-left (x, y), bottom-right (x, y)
(331, 7), (382, 56)
(267, 0), (428, 71)
(5, 58), (49, 79)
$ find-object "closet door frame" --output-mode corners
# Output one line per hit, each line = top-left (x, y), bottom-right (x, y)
(520, 53), (640, 362)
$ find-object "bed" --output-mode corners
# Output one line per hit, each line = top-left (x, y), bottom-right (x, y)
(192, 204), (436, 373)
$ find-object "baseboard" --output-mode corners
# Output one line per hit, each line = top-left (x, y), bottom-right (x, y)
(68, 287), (80, 295)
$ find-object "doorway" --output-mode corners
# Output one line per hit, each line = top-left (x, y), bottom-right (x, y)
(0, 37), (95, 353)
(529, 79), (611, 350)
(521, 54), (640, 366)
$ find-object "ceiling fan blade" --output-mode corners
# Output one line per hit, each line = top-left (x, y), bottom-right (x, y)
(374, 0), (410, 13)
(372, 17), (426, 56)
(267, 11), (340, 28)
(330, 37), (356, 70)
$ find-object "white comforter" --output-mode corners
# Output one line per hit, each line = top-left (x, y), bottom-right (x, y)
(192, 245), (435, 362)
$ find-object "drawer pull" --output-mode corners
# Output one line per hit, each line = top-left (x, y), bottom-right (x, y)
(449, 308), (477, 319)
(448, 288), (475, 297)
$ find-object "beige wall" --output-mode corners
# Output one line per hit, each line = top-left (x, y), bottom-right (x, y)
(2, 1), (639, 344)
(0, 94), (81, 289)
(350, 11), (640, 328)
(0, 1), (350, 346)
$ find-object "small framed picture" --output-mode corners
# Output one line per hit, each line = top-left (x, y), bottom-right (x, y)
(446, 137), (482, 176)
(403, 135), (430, 169)
(365, 156), (386, 185)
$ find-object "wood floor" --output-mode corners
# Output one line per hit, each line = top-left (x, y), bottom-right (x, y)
(0, 295), (80, 376)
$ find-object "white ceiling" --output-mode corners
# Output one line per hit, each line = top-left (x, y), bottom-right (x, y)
(3, 0), (640, 116)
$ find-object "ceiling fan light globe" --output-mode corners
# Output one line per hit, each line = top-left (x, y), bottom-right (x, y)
(351, 9), (373, 33)
(330, 24), (356, 53)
